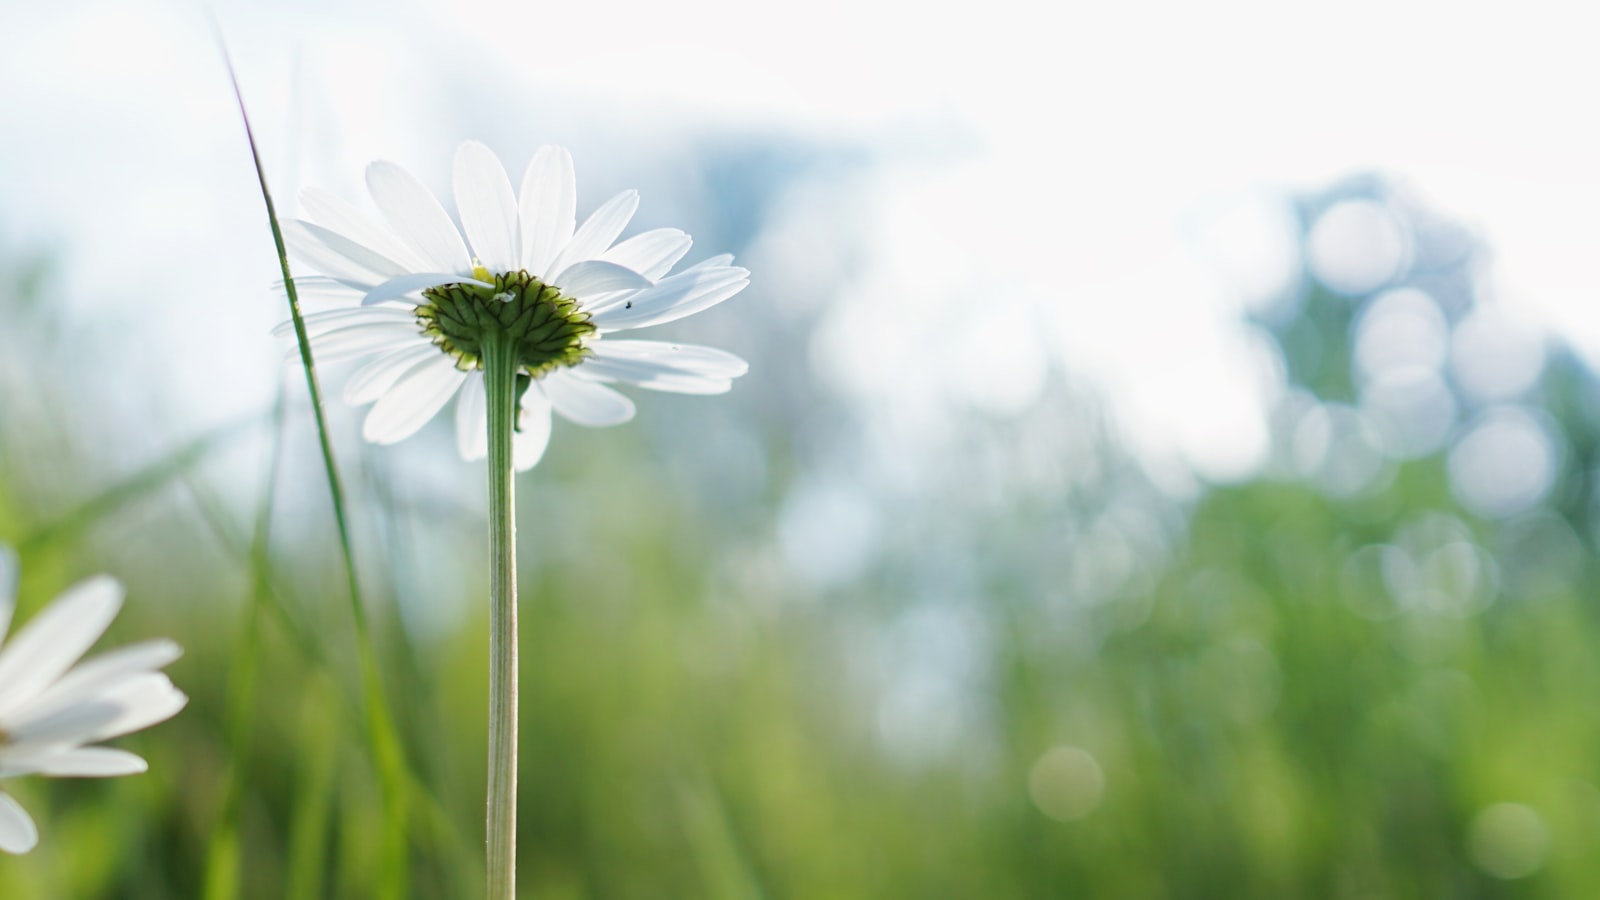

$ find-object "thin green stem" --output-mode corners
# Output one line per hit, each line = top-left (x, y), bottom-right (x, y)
(17, 415), (249, 555)
(481, 332), (520, 900)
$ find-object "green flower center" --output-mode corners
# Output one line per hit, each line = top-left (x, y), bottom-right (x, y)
(416, 269), (596, 376)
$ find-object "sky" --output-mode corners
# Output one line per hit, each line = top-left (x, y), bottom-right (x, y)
(2, 0), (1598, 484)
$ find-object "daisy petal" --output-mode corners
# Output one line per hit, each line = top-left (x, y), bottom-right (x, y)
(361, 272), (486, 307)
(345, 343), (441, 406)
(0, 576), (122, 719)
(590, 339), (749, 378)
(580, 340), (746, 393)
(87, 674), (188, 742)
(276, 276), (366, 305)
(363, 357), (467, 444)
(512, 385), (553, 471)
(366, 160), (472, 274)
(0, 759), (42, 780)
(574, 358), (732, 395)
(553, 260), (652, 301)
(300, 186), (430, 271)
(601, 228), (692, 281)
(296, 220), (413, 282)
(455, 372), (488, 460)
(542, 370), (637, 426)
(590, 266), (750, 331)
(284, 221), (390, 287)
(3, 681), (178, 754)
(36, 747), (147, 778)
(10, 639), (183, 724)
(0, 793), (38, 854)
(0, 751), (53, 778)
(5, 697), (124, 746)
(519, 145), (576, 277)
(547, 190), (639, 278)
(454, 142), (520, 273)
(682, 253), (735, 272)
(306, 322), (422, 365)
(272, 306), (417, 339)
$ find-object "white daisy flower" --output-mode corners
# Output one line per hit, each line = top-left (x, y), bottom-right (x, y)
(276, 141), (751, 469)
(0, 545), (188, 854)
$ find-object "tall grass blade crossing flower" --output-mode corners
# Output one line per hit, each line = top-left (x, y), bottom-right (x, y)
(0, 545), (188, 854)
(277, 142), (750, 897)
(221, 49), (413, 898)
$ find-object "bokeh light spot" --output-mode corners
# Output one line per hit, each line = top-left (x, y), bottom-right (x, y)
(1360, 367), (1457, 459)
(1418, 542), (1498, 618)
(1307, 200), (1407, 296)
(1028, 746), (1106, 822)
(1448, 407), (1559, 519)
(1354, 287), (1449, 379)
(1451, 308), (1546, 403)
(1468, 803), (1550, 880)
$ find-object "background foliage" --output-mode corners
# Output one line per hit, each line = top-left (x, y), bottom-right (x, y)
(1, 155), (1595, 899)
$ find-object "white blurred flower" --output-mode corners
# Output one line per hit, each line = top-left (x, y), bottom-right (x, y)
(277, 141), (751, 469)
(0, 546), (187, 854)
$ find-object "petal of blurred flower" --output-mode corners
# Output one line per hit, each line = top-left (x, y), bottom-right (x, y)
(0, 551), (186, 854)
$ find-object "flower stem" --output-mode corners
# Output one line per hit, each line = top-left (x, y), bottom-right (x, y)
(481, 331), (520, 900)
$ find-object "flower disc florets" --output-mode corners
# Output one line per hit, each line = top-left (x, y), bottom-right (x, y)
(416, 269), (597, 376)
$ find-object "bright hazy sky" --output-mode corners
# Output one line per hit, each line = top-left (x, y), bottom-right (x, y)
(3, 0), (1597, 480)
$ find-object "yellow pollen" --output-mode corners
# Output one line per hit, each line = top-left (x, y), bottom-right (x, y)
(472, 259), (493, 282)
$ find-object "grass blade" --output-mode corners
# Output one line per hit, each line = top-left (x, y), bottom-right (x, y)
(16, 417), (247, 555)
(215, 36), (411, 900)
